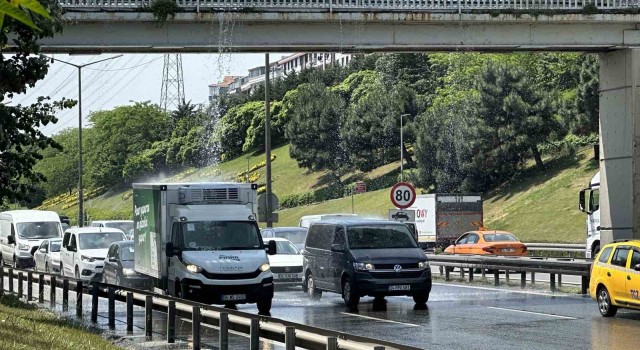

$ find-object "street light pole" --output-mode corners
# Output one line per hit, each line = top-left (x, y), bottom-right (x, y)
(400, 114), (410, 183)
(49, 55), (122, 227)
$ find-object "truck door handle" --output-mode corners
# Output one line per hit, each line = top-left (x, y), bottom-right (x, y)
(607, 272), (611, 277)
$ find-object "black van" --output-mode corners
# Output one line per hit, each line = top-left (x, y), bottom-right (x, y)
(302, 219), (432, 308)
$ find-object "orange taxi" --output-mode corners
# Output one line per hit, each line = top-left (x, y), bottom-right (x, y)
(444, 230), (528, 256)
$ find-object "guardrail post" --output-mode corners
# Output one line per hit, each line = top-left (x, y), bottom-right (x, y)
(50, 276), (56, 308)
(91, 283), (99, 323)
(481, 267), (486, 279)
(18, 272), (23, 297)
(108, 286), (115, 329)
(327, 337), (338, 350)
(530, 272), (535, 284)
(62, 279), (69, 311)
(505, 270), (510, 283)
(558, 274), (562, 287)
(459, 267), (465, 279)
(445, 267), (450, 281)
(8, 268), (13, 293)
(127, 292), (134, 333)
(219, 312), (229, 350)
(468, 268), (474, 282)
(145, 295), (153, 338)
(438, 266), (443, 276)
(494, 270), (500, 286)
(520, 271), (526, 289)
(27, 272), (33, 301)
(76, 281), (83, 318)
(192, 306), (201, 350)
(250, 318), (259, 350)
(38, 274), (44, 303)
(581, 276), (589, 295)
(166, 300), (175, 342)
(550, 273), (556, 292)
(285, 326), (295, 350)
(0, 267), (4, 294)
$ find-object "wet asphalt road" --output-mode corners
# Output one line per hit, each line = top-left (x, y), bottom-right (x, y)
(5, 275), (640, 349)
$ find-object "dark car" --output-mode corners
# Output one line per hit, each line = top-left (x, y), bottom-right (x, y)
(103, 241), (151, 289)
(391, 212), (410, 221)
(302, 219), (431, 309)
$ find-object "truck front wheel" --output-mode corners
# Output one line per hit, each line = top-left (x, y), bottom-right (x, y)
(592, 243), (601, 258)
(257, 297), (272, 315)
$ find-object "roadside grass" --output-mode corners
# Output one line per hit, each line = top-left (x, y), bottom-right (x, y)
(0, 294), (119, 350)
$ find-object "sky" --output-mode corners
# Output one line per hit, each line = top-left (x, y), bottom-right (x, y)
(9, 53), (290, 136)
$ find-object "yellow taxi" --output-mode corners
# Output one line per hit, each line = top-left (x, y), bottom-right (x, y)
(590, 240), (640, 317)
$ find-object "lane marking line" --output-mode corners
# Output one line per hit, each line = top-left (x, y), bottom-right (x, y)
(339, 312), (421, 327)
(432, 282), (578, 298)
(485, 306), (577, 320)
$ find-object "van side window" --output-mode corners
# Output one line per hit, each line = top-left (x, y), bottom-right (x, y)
(598, 247), (613, 264)
(63, 232), (71, 247)
(318, 225), (334, 250)
(305, 226), (321, 249)
(69, 235), (77, 250)
(611, 247), (631, 268)
(333, 226), (345, 246)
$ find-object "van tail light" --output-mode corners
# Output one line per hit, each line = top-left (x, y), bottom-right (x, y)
(482, 247), (495, 254)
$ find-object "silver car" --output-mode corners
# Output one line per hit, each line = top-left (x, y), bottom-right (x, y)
(33, 238), (63, 274)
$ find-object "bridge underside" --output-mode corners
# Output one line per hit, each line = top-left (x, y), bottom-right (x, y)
(33, 12), (640, 53)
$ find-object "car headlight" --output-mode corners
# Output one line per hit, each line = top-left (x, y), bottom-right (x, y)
(123, 268), (136, 276)
(418, 261), (429, 269)
(259, 263), (270, 272)
(353, 262), (375, 271)
(81, 255), (96, 263)
(186, 264), (203, 273)
(18, 244), (30, 251)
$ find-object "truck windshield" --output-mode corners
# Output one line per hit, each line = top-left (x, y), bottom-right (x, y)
(347, 224), (418, 249)
(180, 221), (262, 251)
(79, 232), (125, 250)
(16, 222), (61, 239)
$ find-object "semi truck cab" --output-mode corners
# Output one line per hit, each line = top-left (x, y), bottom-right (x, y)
(579, 172), (600, 258)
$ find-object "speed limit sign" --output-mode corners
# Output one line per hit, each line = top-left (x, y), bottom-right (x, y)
(390, 182), (416, 209)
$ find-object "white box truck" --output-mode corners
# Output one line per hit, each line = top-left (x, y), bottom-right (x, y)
(133, 182), (276, 313)
(404, 194), (483, 249)
(579, 172), (600, 258)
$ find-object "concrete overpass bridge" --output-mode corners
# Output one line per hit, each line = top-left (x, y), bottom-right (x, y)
(27, 0), (640, 243)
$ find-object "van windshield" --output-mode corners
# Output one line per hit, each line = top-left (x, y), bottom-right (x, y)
(50, 242), (61, 253)
(347, 224), (418, 249)
(180, 221), (262, 251)
(79, 232), (125, 250)
(16, 222), (61, 239)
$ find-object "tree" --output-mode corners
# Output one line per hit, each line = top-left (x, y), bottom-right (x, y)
(85, 102), (168, 187)
(1, 0), (75, 204)
(285, 82), (351, 184)
(33, 128), (81, 197)
(574, 55), (599, 135)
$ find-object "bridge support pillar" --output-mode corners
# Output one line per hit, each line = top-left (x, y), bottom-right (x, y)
(598, 49), (640, 245)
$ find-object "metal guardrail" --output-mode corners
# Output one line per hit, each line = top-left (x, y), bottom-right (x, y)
(426, 254), (592, 294)
(523, 243), (585, 253)
(55, 0), (640, 11)
(0, 267), (419, 350)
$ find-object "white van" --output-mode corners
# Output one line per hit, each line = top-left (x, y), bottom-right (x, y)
(298, 214), (358, 228)
(0, 210), (63, 268)
(61, 227), (125, 281)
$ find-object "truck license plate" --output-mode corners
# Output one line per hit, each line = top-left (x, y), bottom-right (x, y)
(501, 248), (516, 253)
(388, 285), (410, 291)
(222, 294), (246, 301)
(278, 273), (298, 279)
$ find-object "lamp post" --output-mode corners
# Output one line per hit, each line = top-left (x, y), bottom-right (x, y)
(49, 55), (122, 227)
(400, 114), (411, 183)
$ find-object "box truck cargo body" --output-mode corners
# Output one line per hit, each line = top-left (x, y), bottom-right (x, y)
(405, 194), (483, 248)
(133, 182), (275, 313)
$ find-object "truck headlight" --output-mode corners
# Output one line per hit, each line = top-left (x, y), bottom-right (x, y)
(259, 263), (270, 272)
(186, 264), (203, 273)
(81, 255), (96, 263)
(18, 244), (31, 251)
(123, 268), (136, 276)
(353, 262), (375, 271)
(418, 261), (429, 269)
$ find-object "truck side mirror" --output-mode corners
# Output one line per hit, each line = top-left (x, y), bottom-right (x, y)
(579, 189), (586, 212)
(330, 243), (344, 252)
(7, 235), (14, 245)
(268, 240), (277, 255)
(166, 242), (179, 258)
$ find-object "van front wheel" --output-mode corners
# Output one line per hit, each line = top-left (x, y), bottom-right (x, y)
(413, 292), (430, 305)
(306, 273), (322, 300)
(342, 277), (360, 309)
(257, 298), (272, 315)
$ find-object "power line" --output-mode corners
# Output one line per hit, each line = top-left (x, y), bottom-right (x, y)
(84, 56), (162, 72)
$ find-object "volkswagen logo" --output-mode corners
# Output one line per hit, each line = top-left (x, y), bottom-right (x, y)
(285, 266), (290, 273)
(394, 264), (402, 273)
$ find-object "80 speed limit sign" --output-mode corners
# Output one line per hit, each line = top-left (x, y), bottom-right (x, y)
(390, 182), (416, 209)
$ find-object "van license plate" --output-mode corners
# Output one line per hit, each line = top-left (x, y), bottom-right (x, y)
(388, 285), (410, 291)
(222, 294), (246, 301)
(501, 248), (516, 252)
(278, 273), (298, 279)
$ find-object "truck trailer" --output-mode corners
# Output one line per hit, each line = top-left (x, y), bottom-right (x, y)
(404, 194), (483, 249)
(132, 182), (276, 313)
